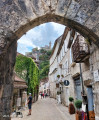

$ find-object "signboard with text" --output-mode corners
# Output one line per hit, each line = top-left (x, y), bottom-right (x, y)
(93, 70), (99, 82)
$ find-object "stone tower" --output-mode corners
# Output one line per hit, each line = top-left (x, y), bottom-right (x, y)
(49, 41), (51, 49)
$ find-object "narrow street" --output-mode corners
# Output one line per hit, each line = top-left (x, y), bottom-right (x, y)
(11, 97), (75, 120)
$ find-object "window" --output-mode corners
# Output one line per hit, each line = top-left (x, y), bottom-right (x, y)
(70, 48), (73, 64)
(62, 64), (64, 75)
(65, 60), (68, 75)
(64, 38), (67, 52)
(61, 50), (62, 60)
(54, 72), (57, 81)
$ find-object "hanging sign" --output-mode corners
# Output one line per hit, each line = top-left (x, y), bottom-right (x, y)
(64, 80), (69, 86)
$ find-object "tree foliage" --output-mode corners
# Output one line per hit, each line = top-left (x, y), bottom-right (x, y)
(39, 49), (52, 80)
(40, 65), (49, 80)
(15, 55), (40, 94)
(39, 61), (49, 70)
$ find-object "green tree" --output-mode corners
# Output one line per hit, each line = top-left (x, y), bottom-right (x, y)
(46, 50), (52, 56)
(39, 49), (52, 80)
(39, 61), (49, 69)
(40, 65), (49, 79)
(40, 49), (47, 54)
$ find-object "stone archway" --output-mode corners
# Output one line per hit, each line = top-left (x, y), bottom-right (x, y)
(0, 0), (99, 119)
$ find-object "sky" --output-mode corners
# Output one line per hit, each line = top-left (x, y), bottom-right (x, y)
(17, 22), (65, 55)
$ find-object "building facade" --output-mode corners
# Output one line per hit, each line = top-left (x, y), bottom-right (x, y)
(49, 27), (99, 119)
(49, 36), (62, 99)
(39, 77), (50, 96)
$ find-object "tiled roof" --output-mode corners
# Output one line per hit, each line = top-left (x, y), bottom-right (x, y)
(17, 52), (25, 56)
(14, 75), (28, 89)
(57, 27), (71, 55)
(15, 75), (26, 82)
(50, 35), (63, 58)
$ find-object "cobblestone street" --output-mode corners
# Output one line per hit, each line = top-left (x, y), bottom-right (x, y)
(11, 97), (75, 120)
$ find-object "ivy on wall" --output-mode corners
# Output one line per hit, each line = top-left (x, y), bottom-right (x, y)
(15, 55), (40, 94)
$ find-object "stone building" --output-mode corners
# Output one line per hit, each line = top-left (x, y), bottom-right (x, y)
(12, 74), (28, 111)
(26, 42), (52, 67)
(49, 36), (62, 99)
(26, 48), (40, 67)
(41, 41), (51, 51)
(39, 77), (50, 95)
(49, 27), (99, 119)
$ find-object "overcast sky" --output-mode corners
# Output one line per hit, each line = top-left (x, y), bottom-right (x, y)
(17, 22), (65, 55)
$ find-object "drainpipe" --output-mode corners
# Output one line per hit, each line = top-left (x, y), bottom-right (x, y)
(79, 63), (89, 120)
(79, 63), (84, 95)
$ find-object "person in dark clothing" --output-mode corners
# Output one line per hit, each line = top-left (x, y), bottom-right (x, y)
(45, 93), (48, 98)
(27, 93), (32, 116)
(40, 93), (43, 99)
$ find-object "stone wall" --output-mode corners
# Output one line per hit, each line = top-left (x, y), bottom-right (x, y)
(0, 40), (17, 120)
(0, 0), (99, 47)
(89, 43), (99, 119)
(78, 43), (99, 119)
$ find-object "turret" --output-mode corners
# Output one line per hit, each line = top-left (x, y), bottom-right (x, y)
(49, 41), (51, 49)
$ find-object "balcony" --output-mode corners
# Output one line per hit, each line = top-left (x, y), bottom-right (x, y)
(72, 35), (90, 63)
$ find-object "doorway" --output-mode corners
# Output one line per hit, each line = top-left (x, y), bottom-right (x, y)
(74, 76), (82, 100)
(87, 86), (95, 120)
(65, 87), (69, 106)
(87, 86), (94, 111)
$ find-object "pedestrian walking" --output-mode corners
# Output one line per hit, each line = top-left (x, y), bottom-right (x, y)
(45, 93), (48, 98)
(40, 92), (43, 99)
(43, 93), (44, 98)
(27, 93), (32, 116)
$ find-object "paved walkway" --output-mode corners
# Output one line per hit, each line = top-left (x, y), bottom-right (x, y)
(11, 97), (75, 120)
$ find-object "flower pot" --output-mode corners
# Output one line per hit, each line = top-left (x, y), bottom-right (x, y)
(75, 111), (82, 120)
(69, 103), (75, 114)
(89, 111), (95, 120)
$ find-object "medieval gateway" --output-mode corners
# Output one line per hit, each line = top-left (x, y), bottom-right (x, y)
(0, 0), (99, 120)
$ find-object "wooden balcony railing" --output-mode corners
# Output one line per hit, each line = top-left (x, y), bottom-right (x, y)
(72, 35), (90, 63)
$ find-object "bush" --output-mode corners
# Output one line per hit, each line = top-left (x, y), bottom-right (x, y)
(75, 100), (82, 110)
(69, 97), (74, 102)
